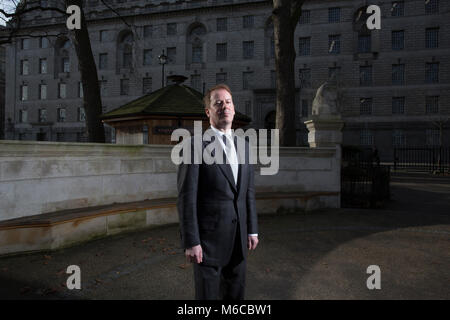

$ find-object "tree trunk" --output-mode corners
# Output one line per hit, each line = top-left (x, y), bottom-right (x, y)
(66, 0), (105, 143)
(272, 0), (303, 147)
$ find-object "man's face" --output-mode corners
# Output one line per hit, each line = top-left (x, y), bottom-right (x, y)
(205, 88), (235, 130)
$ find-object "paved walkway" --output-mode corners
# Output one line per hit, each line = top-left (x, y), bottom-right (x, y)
(0, 171), (449, 299)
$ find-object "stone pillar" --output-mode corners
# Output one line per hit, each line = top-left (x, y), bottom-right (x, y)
(304, 116), (344, 148)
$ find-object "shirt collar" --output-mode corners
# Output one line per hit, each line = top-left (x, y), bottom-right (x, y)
(210, 125), (232, 138)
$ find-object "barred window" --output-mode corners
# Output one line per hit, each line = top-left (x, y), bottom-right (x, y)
(21, 85), (28, 101)
(217, 18), (227, 32)
(59, 83), (66, 99)
(391, 1), (404, 16)
(299, 68), (311, 88)
(243, 71), (254, 90)
(298, 37), (311, 56)
(392, 130), (406, 146)
(301, 100), (309, 118)
(143, 25), (153, 38)
(299, 10), (310, 24)
(425, 0), (439, 15)
(143, 49), (152, 66)
(392, 64), (405, 85)
(243, 15), (254, 29)
(426, 96), (439, 114)
(328, 7), (341, 23)
(120, 78), (129, 95)
(143, 77), (152, 95)
(392, 30), (404, 50)
(216, 43), (227, 61)
(62, 57), (70, 72)
(39, 58), (47, 74)
(191, 74), (201, 92)
(360, 129), (374, 146)
(360, 98), (372, 115)
(425, 28), (439, 49)
(216, 73), (227, 85)
(21, 59), (29, 75)
(99, 53), (107, 69)
(392, 97), (405, 114)
(57, 108), (66, 122)
(358, 34), (371, 53)
(426, 129), (439, 146)
(39, 84), (47, 100)
(192, 46), (202, 63)
(167, 23), (177, 36)
(360, 66), (373, 86)
(425, 62), (439, 83)
(39, 108), (47, 123)
(328, 35), (341, 54)
(167, 47), (176, 64)
(243, 41), (254, 59)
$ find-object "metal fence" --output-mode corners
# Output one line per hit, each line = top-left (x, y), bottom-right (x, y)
(394, 147), (450, 172)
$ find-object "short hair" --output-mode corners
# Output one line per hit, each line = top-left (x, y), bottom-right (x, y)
(203, 84), (232, 109)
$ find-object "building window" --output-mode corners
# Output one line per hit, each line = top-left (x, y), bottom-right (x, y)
(99, 53), (107, 69)
(392, 130), (406, 146)
(243, 15), (254, 29)
(392, 30), (404, 50)
(143, 49), (152, 66)
(216, 73), (227, 85)
(298, 37), (311, 56)
(167, 47), (176, 64)
(192, 46), (202, 63)
(58, 83), (66, 98)
(391, 1), (404, 16)
(39, 84), (47, 100)
(120, 79), (129, 95)
(39, 108), (47, 123)
(426, 129), (439, 146)
(426, 96), (439, 114)
(57, 108), (66, 122)
(190, 74), (201, 92)
(358, 34), (371, 53)
(360, 66), (373, 86)
(299, 10), (310, 24)
(21, 38), (30, 50)
(392, 64), (405, 85)
(39, 58), (47, 74)
(20, 85), (28, 101)
(425, 0), (439, 15)
(62, 57), (70, 72)
(360, 129), (374, 146)
(360, 98), (372, 115)
(143, 25), (153, 38)
(329, 66), (341, 81)
(217, 18), (227, 32)
(143, 77), (152, 95)
(56, 132), (64, 142)
(20, 109), (28, 123)
(216, 43), (227, 61)
(328, 7), (341, 23)
(21, 60), (29, 75)
(425, 28), (439, 49)
(270, 70), (276, 88)
(99, 30), (108, 42)
(243, 71), (254, 90)
(301, 100), (309, 118)
(99, 80), (107, 96)
(39, 36), (49, 48)
(78, 107), (86, 122)
(299, 68), (311, 88)
(426, 62), (439, 83)
(167, 23), (177, 36)
(328, 35), (341, 54)
(243, 41), (254, 59)
(78, 82), (83, 98)
(392, 97), (405, 114)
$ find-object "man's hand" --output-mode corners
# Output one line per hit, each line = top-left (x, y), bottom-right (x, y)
(185, 244), (203, 264)
(247, 235), (259, 250)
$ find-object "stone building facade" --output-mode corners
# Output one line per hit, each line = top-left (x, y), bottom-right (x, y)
(2, 0), (449, 160)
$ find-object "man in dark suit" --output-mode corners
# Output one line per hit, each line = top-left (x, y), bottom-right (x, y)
(177, 84), (259, 300)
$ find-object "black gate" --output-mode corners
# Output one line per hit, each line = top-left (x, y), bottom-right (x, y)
(394, 147), (450, 172)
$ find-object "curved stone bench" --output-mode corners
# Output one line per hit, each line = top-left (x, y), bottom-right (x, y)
(0, 191), (339, 256)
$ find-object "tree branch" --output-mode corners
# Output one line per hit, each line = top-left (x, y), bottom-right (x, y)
(99, 0), (131, 28)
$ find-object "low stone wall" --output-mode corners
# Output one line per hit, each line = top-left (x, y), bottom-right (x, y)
(0, 140), (340, 222)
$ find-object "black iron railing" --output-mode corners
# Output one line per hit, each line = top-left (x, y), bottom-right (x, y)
(394, 147), (450, 172)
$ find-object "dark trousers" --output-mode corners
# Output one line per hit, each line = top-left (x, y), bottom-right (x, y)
(193, 228), (246, 300)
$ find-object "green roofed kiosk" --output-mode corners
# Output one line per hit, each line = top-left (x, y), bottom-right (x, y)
(101, 76), (251, 144)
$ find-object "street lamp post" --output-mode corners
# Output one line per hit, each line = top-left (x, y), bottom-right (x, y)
(158, 50), (168, 88)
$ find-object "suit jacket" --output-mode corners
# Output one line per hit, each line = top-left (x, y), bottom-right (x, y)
(177, 134), (258, 267)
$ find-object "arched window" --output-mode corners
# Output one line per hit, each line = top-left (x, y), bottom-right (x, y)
(187, 24), (206, 64)
(118, 32), (134, 68)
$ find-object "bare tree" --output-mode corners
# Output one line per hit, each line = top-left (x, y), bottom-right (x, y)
(272, 0), (305, 146)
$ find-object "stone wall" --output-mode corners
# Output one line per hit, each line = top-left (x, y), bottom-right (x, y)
(0, 140), (340, 222)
